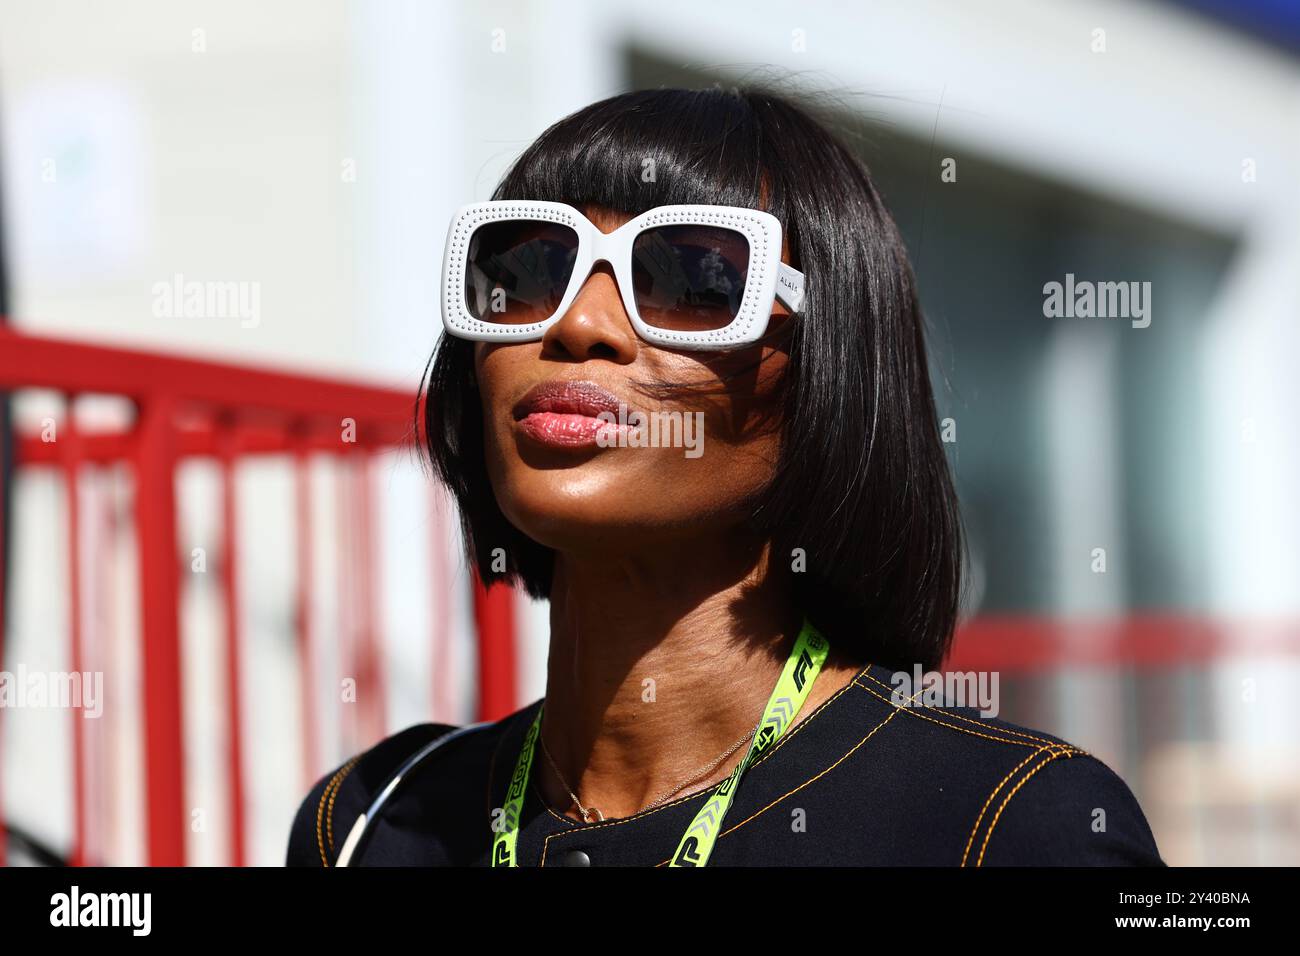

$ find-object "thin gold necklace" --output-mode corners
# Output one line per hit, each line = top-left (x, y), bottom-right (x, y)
(537, 724), (757, 823)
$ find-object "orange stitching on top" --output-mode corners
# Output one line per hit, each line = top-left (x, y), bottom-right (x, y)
(962, 746), (1053, 866)
(976, 747), (1078, 866)
(315, 756), (361, 867)
(539, 662), (874, 866)
(856, 669), (1068, 749)
(852, 678), (1092, 757)
(961, 744), (1067, 866)
(315, 779), (336, 867)
(325, 758), (361, 855)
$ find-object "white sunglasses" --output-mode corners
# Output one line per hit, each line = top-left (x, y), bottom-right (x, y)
(440, 201), (805, 350)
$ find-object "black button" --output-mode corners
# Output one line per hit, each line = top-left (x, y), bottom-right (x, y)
(561, 849), (591, 867)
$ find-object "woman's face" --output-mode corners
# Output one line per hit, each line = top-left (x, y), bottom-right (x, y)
(474, 204), (796, 555)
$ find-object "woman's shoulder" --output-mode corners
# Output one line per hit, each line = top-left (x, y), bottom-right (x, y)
(963, 735), (1165, 866)
(841, 663), (1165, 865)
(286, 723), (456, 867)
(284, 706), (535, 867)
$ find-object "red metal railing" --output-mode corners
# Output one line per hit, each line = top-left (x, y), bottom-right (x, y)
(0, 326), (518, 866)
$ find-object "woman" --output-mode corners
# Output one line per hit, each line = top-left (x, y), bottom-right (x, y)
(287, 86), (1164, 867)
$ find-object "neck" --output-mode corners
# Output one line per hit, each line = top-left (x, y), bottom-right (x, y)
(535, 531), (859, 821)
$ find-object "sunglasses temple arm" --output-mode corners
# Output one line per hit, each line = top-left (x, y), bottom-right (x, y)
(775, 262), (807, 315)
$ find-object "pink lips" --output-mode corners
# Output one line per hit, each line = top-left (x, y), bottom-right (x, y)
(512, 379), (628, 449)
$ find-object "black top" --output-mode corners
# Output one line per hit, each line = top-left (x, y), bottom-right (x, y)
(286, 660), (1165, 866)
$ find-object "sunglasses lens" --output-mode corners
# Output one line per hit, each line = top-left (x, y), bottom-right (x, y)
(631, 225), (750, 332)
(465, 219), (579, 324)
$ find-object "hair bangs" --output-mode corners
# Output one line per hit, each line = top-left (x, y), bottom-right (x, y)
(492, 88), (780, 222)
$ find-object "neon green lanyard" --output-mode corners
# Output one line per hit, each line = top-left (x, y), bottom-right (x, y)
(491, 616), (829, 867)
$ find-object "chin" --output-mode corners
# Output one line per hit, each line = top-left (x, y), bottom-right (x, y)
(496, 481), (706, 554)
(500, 493), (638, 551)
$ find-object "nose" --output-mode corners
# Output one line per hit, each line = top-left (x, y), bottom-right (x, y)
(540, 261), (639, 363)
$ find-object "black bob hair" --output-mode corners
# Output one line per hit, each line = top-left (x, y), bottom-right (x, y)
(421, 86), (964, 672)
